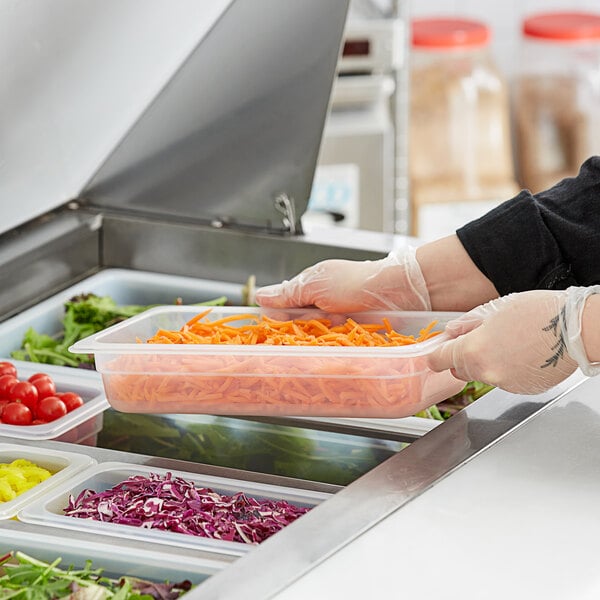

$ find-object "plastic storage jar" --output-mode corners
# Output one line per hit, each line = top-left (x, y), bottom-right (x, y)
(409, 18), (518, 237)
(514, 12), (600, 193)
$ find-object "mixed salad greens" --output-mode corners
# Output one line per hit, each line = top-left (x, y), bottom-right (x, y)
(0, 551), (192, 599)
(11, 293), (228, 369)
(435, 380), (495, 418)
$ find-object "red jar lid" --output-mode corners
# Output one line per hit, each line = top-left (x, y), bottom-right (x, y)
(523, 12), (600, 41)
(412, 18), (490, 49)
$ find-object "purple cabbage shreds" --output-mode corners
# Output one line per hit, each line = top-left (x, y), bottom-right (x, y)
(64, 472), (310, 544)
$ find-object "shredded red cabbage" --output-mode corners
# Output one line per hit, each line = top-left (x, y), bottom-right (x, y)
(64, 472), (310, 544)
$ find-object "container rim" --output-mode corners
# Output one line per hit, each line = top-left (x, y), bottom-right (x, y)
(69, 305), (457, 358)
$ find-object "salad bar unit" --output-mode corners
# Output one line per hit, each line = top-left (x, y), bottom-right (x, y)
(2, 1), (600, 598)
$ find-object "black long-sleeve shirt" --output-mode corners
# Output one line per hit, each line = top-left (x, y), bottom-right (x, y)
(456, 156), (600, 296)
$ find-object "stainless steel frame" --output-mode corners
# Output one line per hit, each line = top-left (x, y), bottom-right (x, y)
(0, 205), (390, 323)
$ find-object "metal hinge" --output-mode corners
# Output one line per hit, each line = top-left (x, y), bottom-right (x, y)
(274, 193), (298, 235)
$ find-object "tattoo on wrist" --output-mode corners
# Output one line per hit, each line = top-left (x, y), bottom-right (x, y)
(541, 307), (567, 369)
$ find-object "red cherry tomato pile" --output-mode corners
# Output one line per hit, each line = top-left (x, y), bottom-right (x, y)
(0, 361), (84, 426)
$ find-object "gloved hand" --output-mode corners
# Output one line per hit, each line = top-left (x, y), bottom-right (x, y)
(427, 290), (579, 395)
(255, 246), (431, 312)
(562, 285), (600, 377)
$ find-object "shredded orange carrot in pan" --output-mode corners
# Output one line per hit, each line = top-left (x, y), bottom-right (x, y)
(101, 311), (445, 416)
(103, 352), (428, 416)
(144, 311), (441, 347)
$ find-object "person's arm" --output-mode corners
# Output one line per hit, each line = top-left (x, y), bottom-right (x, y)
(255, 236), (500, 313)
(416, 235), (499, 311)
(456, 156), (600, 295)
(563, 286), (600, 376)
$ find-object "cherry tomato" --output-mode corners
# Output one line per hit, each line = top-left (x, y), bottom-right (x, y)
(0, 362), (17, 377)
(57, 392), (84, 412)
(1, 402), (33, 425)
(36, 396), (67, 422)
(0, 375), (18, 399)
(28, 372), (52, 383)
(9, 381), (39, 412)
(31, 377), (56, 400)
(32, 419), (48, 425)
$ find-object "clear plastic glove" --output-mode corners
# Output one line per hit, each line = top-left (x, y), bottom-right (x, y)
(255, 247), (431, 312)
(562, 285), (600, 377)
(427, 290), (578, 395)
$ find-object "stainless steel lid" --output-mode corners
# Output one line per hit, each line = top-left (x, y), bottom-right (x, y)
(83, 0), (349, 234)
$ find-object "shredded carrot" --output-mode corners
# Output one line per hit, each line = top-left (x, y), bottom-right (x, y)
(101, 310), (446, 417)
(103, 352), (430, 416)
(145, 310), (441, 348)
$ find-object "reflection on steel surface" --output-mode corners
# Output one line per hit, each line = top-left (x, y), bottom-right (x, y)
(191, 372), (586, 599)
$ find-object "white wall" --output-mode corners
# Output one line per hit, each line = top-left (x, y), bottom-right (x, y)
(0, 0), (232, 236)
(410, 0), (600, 78)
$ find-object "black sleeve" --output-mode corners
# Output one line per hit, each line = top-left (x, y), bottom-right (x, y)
(456, 156), (600, 296)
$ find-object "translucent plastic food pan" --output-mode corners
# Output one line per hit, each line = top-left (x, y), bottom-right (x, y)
(0, 360), (108, 445)
(70, 306), (464, 418)
(19, 461), (331, 557)
(0, 443), (95, 519)
(0, 521), (225, 588)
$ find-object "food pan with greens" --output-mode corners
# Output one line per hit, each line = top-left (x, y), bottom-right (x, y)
(0, 519), (224, 598)
(0, 550), (193, 599)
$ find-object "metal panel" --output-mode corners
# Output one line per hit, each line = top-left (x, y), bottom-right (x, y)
(84, 0), (350, 234)
(0, 207), (101, 321)
(99, 211), (386, 285)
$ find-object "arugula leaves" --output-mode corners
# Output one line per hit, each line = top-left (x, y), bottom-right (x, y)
(0, 551), (192, 599)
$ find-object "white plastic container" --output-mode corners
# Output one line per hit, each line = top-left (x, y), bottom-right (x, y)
(19, 461), (330, 556)
(0, 522), (224, 587)
(0, 360), (107, 445)
(70, 306), (463, 418)
(0, 443), (95, 519)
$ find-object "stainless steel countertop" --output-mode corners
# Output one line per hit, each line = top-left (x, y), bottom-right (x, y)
(189, 371), (594, 599)
(273, 374), (600, 599)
